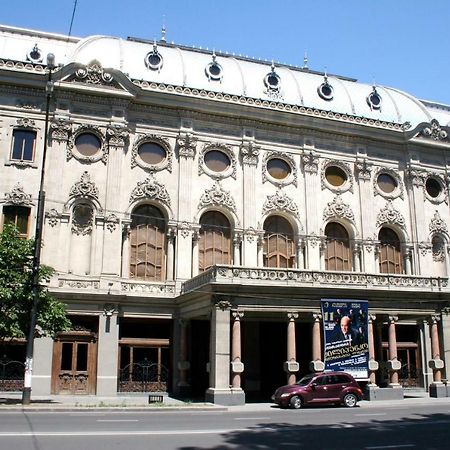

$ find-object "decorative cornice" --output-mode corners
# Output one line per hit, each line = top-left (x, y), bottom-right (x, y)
(323, 194), (355, 223)
(198, 182), (236, 214)
(376, 201), (405, 229)
(262, 190), (299, 219)
(129, 175), (171, 207)
(69, 171), (99, 200)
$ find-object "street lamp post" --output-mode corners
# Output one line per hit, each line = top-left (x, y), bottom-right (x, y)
(22, 53), (56, 405)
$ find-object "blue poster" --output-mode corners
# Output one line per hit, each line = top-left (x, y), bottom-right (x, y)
(321, 299), (369, 380)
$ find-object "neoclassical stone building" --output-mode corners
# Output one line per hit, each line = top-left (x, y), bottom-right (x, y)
(1, 24), (450, 404)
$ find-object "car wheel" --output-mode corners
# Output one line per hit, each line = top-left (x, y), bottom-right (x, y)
(290, 395), (302, 409)
(343, 393), (357, 408)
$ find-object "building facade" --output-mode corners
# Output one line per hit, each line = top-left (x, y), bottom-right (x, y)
(1, 24), (450, 404)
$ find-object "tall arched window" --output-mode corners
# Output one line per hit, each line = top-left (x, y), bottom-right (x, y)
(198, 211), (231, 272)
(325, 222), (352, 271)
(432, 235), (447, 277)
(263, 215), (296, 268)
(129, 205), (166, 281)
(378, 227), (402, 274)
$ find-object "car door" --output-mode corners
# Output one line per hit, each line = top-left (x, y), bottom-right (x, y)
(311, 375), (341, 403)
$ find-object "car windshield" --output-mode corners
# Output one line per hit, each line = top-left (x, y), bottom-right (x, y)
(296, 375), (314, 386)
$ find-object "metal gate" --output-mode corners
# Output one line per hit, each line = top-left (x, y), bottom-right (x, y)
(118, 358), (168, 392)
(0, 356), (24, 391)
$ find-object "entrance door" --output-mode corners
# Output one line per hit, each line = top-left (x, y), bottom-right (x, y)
(52, 334), (97, 394)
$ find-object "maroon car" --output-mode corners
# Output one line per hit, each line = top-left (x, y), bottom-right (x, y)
(272, 372), (363, 409)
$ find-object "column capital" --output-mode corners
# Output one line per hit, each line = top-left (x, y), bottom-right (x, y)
(103, 303), (117, 317)
(429, 315), (441, 324)
(368, 314), (376, 323)
(388, 315), (398, 324)
(312, 312), (322, 322)
(232, 310), (244, 320)
(213, 295), (233, 311)
(287, 312), (299, 321)
(178, 318), (189, 327)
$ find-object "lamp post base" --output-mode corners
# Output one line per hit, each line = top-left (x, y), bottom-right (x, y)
(22, 387), (31, 405)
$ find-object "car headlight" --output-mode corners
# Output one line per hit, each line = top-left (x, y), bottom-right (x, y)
(280, 393), (290, 398)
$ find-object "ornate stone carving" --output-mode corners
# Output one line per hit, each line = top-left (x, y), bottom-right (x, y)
(364, 238), (375, 253)
(323, 194), (355, 223)
(177, 132), (197, 159)
(132, 134), (172, 172)
(406, 168), (426, 187)
(199, 182), (236, 214)
(105, 214), (119, 232)
(376, 201), (405, 229)
(418, 243), (432, 256)
(240, 140), (260, 166)
(121, 282), (175, 295)
(50, 118), (72, 142)
(16, 117), (35, 128)
(69, 171), (99, 200)
(355, 159), (372, 180)
(429, 211), (448, 235)
(245, 226), (259, 243)
(46, 208), (61, 227)
(199, 142), (237, 179)
(4, 184), (32, 205)
(129, 175), (171, 207)
(262, 151), (297, 187)
(420, 119), (448, 141)
(75, 60), (114, 85)
(58, 278), (100, 290)
(302, 152), (319, 174)
(262, 190), (299, 219)
(373, 167), (404, 200)
(214, 295), (232, 311)
(67, 125), (106, 164)
(178, 221), (192, 238)
(106, 124), (130, 148)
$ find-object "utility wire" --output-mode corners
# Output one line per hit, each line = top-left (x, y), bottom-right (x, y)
(67, 0), (78, 38)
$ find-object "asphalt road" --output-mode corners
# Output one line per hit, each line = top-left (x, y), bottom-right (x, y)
(0, 402), (449, 450)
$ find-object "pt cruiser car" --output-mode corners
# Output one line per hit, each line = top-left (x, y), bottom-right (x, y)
(272, 372), (363, 409)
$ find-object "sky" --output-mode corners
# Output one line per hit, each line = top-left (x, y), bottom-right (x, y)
(2, 0), (450, 105)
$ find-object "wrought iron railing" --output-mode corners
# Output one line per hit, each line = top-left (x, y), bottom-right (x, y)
(118, 358), (168, 393)
(0, 356), (24, 391)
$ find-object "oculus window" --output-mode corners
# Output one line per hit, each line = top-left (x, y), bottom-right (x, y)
(138, 142), (167, 165)
(377, 173), (397, 194)
(325, 165), (347, 187)
(267, 158), (291, 180)
(75, 133), (101, 157)
(204, 150), (230, 173)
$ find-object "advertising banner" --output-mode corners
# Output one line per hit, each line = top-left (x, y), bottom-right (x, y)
(321, 299), (369, 379)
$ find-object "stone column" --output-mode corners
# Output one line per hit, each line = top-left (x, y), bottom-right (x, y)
(192, 229), (199, 277)
(368, 315), (379, 386)
(233, 234), (242, 266)
(177, 319), (190, 395)
(353, 243), (361, 272)
(121, 223), (131, 278)
(166, 227), (175, 281)
(404, 246), (413, 275)
(429, 315), (446, 397)
(96, 305), (119, 396)
(296, 238), (305, 269)
(231, 310), (244, 391)
(309, 313), (324, 372)
(31, 336), (54, 395)
(285, 312), (299, 385)
(441, 308), (450, 382)
(205, 298), (244, 405)
(387, 315), (401, 388)
(257, 234), (264, 267)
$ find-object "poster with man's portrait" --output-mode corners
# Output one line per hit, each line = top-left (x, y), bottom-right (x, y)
(321, 299), (369, 379)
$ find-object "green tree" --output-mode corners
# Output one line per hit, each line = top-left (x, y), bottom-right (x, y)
(0, 224), (70, 343)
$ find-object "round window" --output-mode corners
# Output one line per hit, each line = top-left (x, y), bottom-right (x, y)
(138, 142), (167, 165)
(377, 173), (397, 193)
(318, 82), (334, 101)
(206, 62), (222, 80)
(204, 150), (230, 172)
(264, 72), (281, 90)
(145, 51), (163, 71)
(267, 158), (291, 180)
(426, 177), (442, 198)
(75, 133), (101, 157)
(367, 92), (382, 110)
(28, 45), (42, 62)
(325, 166), (347, 187)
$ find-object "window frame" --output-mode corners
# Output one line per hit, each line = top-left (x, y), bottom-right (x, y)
(10, 129), (37, 163)
(2, 205), (31, 238)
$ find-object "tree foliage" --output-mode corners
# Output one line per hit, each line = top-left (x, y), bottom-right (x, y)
(0, 224), (70, 342)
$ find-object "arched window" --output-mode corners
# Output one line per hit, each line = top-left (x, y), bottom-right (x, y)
(432, 235), (447, 277)
(263, 215), (296, 268)
(378, 227), (402, 274)
(198, 211), (231, 272)
(325, 222), (352, 271)
(129, 205), (166, 281)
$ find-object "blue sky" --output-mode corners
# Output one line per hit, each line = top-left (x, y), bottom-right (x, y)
(2, 0), (450, 105)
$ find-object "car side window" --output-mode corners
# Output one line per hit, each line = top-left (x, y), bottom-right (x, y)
(336, 375), (350, 384)
(314, 376), (326, 385)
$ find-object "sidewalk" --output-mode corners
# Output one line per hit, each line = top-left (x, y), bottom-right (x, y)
(1, 390), (450, 412)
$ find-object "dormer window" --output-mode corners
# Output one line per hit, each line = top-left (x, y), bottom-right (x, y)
(205, 52), (223, 81)
(264, 63), (281, 91)
(367, 87), (382, 110)
(318, 75), (334, 101)
(27, 44), (42, 63)
(145, 42), (163, 71)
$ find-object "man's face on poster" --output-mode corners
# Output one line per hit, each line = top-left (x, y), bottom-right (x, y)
(341, 317), (350, 335)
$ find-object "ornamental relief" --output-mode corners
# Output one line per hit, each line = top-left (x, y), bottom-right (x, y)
(240, 140), (260, 166)
(105, 214), (119, 232)
(262, 151), (297, 187)
(373, 167), (404, 200)
(4, 184), (32, 205)
(131, 134), (172, 172)
(46, 208), (61, 227)
(262, 189), (300, 220)
(198, 142), (237, 180)
(302, 152), (319, 174)
(129, 175), (171, 207)
(419, 119), (449, 142)
(321, 160), (353, 193)
(177, 132), (197, 159)
(69, 171), (100, 200)
(323, 194), (355, 223)
(355, 159), (373, 180)
(50, 118), (73, 142)
(429, 211), (448, 235)
(16, 117), (36, 129)
(376, 201), (405, 229)
(198, 182), (237, 215)
(67, 125), (107, 164)
(406, 168), (426, 188)
(74, 60), (116, 87)
(106, 124), (130, 148)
